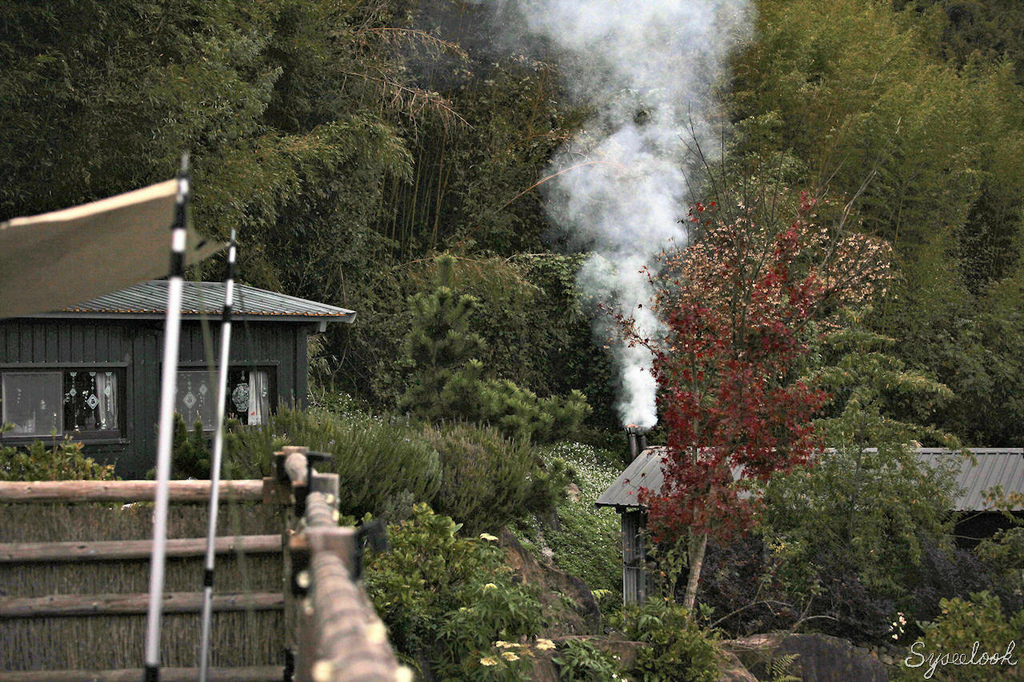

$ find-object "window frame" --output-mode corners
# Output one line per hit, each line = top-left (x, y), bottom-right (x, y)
(0, 364), (127, 443)
(173, 364), (278, 431)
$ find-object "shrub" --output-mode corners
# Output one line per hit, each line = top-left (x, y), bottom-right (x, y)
(226, 407), (441, 519)
(976, 527), (1024, 597)
(896, 592), (1024, 681)
(0, 432), (117, 481)
(553, 639), (626, 681)
(170, 414), (213, 479)
(363, 504), (545, 678)
(613, 601), (721, 682)
(423, 422), (535, 534)
(698, 535), (801, 637)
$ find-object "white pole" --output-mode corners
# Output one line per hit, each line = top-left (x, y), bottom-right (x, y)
(144, 155), (190, 682)
(198, 230), (236, 681)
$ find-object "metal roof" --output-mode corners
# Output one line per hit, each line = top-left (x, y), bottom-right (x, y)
(918, 449), (1024, 511)
(26, 280), (355, 324)
(596, 447), (1024, 512)
(595, 446), (670, 509)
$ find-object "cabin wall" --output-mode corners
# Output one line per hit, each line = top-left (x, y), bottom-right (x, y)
(0, 318), (310, 477)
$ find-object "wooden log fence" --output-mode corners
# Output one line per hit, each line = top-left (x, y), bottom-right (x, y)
(0, 591), (284, 618)
(275, 446), (407, 682)
(0, 444), (406, 682)
(0, 534), (280, 563)
(0, 479), (266, 503)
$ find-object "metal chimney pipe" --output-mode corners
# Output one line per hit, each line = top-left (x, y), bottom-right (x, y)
(626, 425), (640, 459)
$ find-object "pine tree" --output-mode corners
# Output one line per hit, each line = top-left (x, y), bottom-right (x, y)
(399, 257), (590, 441)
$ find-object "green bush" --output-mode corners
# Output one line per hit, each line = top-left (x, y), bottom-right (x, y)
(0, 431), (117, 481)
(613, 601), (721, 682)
(364, 504), (545, 679)
(552, 639), (626, 681)
(896, 592), (1024, 681)
(170, 414), (214, 479)
(226, 407), (441, 518)
(422, 422), (535, 534)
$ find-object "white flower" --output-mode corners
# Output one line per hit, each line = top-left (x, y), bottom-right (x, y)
(480, 657), (498, 667)
(535, 638), (556, 651)
(479, 533), (499, 542)
(501, 651), (519, 662)
(483, 583), (498, 590)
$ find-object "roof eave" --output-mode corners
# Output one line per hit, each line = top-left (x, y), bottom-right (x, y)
(21, 311), (356, 324)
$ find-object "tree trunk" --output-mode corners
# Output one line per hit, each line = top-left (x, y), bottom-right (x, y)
(682, 530), (708, 612)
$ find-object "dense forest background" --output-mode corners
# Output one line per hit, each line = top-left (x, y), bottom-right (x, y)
(5, 0), (1024, 446)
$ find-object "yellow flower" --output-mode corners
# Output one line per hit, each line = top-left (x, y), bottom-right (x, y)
(479, 533), (499, 542)
(535, 638), (556, 651)
(483, 583), (498, 590)
(501, 651), (519, 662)
(480, 657), (498, 667)
(495, 641), (512, 648)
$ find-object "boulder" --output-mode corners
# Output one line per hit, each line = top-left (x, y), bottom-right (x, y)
(500, 529), (602, 634)
(529, 635), (642, 681)
(723, 633), (889, 682)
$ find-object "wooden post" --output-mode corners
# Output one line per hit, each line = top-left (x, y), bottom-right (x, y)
(622, 509), (646, 604)
(275, 447), (306, 681)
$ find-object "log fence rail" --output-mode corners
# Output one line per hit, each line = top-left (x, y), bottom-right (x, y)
(0, 444), (405, 682)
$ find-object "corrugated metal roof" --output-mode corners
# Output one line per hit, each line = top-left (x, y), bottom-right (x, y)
(28, 280), (355, 323)
(595, 447), (668, 509)
(596, 447), (1024, 512)
(918, 449), (1024, 511)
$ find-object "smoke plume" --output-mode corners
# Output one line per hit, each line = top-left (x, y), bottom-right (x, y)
(521, 0), (752, 428)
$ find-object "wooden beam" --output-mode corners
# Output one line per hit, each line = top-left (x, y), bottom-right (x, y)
(0, 480), (264, 503)
(306, 550), (401, 680)
(0, 534), (281, 564)
(0, 591), (283, 618)
(0, 666), (284, 681)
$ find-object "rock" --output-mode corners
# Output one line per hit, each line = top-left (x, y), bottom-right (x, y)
(529, 636), (642, 681)
(500, 529), (602, 635)
(723, 632), (889, 682)
(717, 650), (759, 681)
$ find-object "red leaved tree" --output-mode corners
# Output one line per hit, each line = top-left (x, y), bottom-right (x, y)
(633, 194), (892, 611)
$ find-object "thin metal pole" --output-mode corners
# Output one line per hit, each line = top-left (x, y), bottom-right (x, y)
(198, 230), (236, 681)
(144, 154), (190, 682)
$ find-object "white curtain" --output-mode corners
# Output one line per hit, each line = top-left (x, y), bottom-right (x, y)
(248, 370), (270, 425)
(95, 371), (118, 431)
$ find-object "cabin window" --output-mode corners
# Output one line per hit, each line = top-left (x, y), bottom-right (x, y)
(1, 369), (122, 439)
(175, 368), (274, 430)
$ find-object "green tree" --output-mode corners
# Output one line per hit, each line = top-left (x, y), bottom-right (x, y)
(761, 315), (961, 633)
(728, 0), (1024, 446)
(399, 255), (590, 442)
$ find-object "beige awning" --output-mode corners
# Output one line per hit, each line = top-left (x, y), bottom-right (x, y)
(0, 180), (224, 319)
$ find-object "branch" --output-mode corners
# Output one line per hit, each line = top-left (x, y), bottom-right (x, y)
(709, 599), (798, 629)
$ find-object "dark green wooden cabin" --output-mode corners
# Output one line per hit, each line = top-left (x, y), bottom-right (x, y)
(0, 280), (355, 477)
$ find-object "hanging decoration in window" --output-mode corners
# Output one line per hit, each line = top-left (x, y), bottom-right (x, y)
(231, 382), (250, 414)
(175, 370), (215, 428)
(1, 370), (121, 438)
